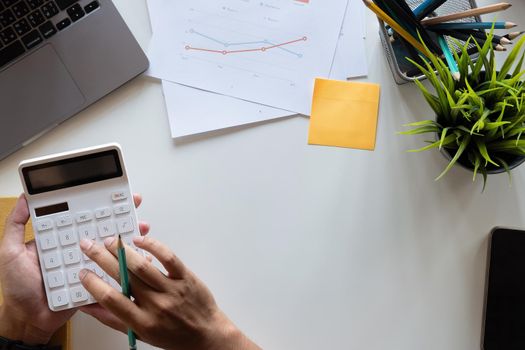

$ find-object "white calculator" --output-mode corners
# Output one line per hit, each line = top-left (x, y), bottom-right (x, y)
(19, 143), (142, 311)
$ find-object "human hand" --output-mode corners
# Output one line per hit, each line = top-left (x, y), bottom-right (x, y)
(79, 236), (261, 350)
(0, 194), (149, 345)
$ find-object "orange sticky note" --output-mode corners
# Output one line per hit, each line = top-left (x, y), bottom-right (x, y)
(308, 78), (380, 150)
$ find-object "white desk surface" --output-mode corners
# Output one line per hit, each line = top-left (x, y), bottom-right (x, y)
(1, 0), (524, 349)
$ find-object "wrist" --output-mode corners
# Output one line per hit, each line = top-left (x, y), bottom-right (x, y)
(0, 305), (53, 345)
(206, 309), (261, 350)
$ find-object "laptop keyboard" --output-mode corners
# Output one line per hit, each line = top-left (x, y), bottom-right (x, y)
(0, 0), (99, 69)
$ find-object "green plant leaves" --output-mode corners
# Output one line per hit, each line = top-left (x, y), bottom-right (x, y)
(495, 156), (512, 185)
(499, 34), (525, 80)
(471, 152), (481, 181)
(403, 24), (525, 188)
(406, 133), (457, 152)
(512, 52), (525, 78)
(412, 77), (443, 116)
(487, 139), (525, 151)
(436, 135), (471, 180)
(475, 139), (498, 166)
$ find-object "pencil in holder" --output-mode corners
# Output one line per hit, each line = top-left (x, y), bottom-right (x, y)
(378, 0), (481, 85)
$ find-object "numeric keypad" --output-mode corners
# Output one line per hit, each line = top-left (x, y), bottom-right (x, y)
(33, 194), (140, 310)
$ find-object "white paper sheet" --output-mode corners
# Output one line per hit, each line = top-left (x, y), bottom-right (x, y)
(330, 0), (368, 79)
(148, 0), (348, 115)
(147, 0), (293, 138)
(148, 0), (368, 138)
(162, 83), (294, 138)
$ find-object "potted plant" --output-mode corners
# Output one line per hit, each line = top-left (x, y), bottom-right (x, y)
(400, 31), (525, 189)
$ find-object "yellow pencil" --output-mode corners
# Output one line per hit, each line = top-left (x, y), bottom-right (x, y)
(421, 3), (512, 26)
(362, 0), (432, 58)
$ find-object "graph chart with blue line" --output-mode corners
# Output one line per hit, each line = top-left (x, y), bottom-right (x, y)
(185, 29), (307, 58)
(148, 0), (348, 114)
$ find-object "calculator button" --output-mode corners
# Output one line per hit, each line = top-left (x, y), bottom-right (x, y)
(70, 286), (88, 303)
(77, 224), (96, 240)
(113, 203), (130, 215)
(95, 207), (111, 219)
(97, 221), (115, 238)
(47, 270), (64, 288)
(116, 217), (133, 234)
(39, 233), (57, 250)
(55, 215), (72, 227)
(67, 267), (81, 284)
(51, 290), (68, 307)
(111, 192), (127, 201)
(58, 230), (77, 246)
(43, 252), (61, 269)
(76, 211), (92, 223)
(63, 248), (80, 265)
(35, 219), (53, 232)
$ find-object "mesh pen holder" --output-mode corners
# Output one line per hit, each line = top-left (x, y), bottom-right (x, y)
(378, 0), (481, 85)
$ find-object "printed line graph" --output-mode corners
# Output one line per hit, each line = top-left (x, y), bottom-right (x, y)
(185, 29), (307, 57)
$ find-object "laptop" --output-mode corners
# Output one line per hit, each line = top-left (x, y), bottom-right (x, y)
(0, 0), (148, 160)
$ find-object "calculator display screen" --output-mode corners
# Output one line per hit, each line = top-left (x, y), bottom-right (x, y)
(23, 150), (122, 195)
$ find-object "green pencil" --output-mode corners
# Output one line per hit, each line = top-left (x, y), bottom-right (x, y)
(118, 235), (137, 350)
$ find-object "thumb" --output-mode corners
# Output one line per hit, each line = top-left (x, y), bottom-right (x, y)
(2, 194), (30, 246)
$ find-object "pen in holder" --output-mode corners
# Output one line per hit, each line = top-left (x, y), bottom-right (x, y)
(378, 0), (481, 85)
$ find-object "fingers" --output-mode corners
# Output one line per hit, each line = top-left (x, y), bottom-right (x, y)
(133, 194), (142, 208)
(120, 193), (153, 265)
(104, 237), (168, 291)
(2, 194), (30, 246)
(139, 221), (150, 236)
(133, 193), (149, 236)
(132, 236), (186, 279)
(80, 304), (127, 334)
(79, 239), (121, 281)
(80, 270), (144, 331)
(80, 239), (149, 296)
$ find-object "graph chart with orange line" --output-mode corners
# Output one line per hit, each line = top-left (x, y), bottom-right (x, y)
(185, 29), (307, 57)
(147, 0), (348, 114)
